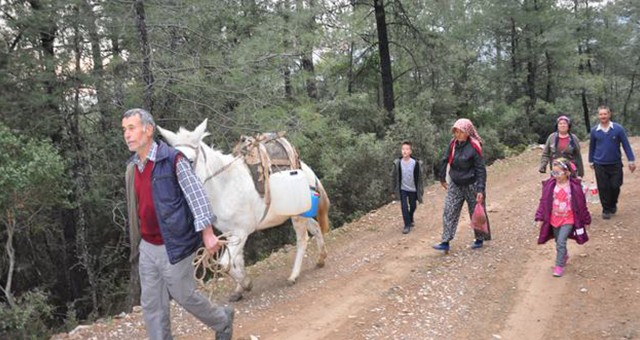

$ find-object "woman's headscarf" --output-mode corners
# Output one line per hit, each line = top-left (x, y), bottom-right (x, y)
(448, 118), (483, 164)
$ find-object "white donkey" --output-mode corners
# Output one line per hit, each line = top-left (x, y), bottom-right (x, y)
(158, 120), (330, 301)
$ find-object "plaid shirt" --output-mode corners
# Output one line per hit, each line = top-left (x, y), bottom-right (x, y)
(134, 141), (217, 232)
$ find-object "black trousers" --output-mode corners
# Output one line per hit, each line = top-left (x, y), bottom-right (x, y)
(594, 163), (624, 213)
(400, 190), (417, 227)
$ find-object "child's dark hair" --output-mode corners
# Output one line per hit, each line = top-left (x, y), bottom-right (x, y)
(401, 140), (412, 147)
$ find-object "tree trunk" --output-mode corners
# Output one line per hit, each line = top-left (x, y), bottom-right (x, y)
(72, 11), (99, 318)
(2, 208), (17, 309)
(82, 0), (109, 131)
(576, 0), (592, 133)
(373, 0), (394, 125)
(621, 67), (637, 125)
(28, 0), (87, 311)
(299, 0), (317, 99)
(544, 50), (553, 103)
(27, 0), (62, 142)
(525, 43), (537, 114)
(581, 88), (590, 134)
(282, 0), (293, 100)
(508, 17), (519, 104)
(112, 34), (126, 109)
(348, 41), (354, 95)
(134, 0), (154, 111)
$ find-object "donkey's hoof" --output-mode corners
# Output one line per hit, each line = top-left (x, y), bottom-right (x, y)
(316, 261), (325, 268)
(242, 278), (253, 292)
(228, 293), (243, 302)
(287, 278), (297, 286)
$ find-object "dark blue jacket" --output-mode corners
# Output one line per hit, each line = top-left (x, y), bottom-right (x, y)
(589, 122), (635, 165)
(150, 142), (200, 264)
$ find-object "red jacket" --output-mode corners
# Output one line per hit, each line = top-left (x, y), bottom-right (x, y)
(534, 177), (591, 245)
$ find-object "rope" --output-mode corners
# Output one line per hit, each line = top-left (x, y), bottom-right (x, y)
(192, 232), (239, 300)
(202, 155), (243, 184)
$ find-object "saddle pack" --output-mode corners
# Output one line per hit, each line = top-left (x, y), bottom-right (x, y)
(233, 132), (301, 203)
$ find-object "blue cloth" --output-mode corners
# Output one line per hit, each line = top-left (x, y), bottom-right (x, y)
(589, 122), (635, 165)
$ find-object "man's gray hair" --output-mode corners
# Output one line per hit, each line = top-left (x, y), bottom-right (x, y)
(123, 108), (156, 128)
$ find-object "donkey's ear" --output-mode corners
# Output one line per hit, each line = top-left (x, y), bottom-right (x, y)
(194, 119), (208, 138)
(157, 125), (178, 146)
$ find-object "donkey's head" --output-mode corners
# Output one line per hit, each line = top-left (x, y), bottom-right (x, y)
(157, 119), (210, 162)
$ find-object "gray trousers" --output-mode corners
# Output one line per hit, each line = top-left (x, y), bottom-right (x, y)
(139, 239), (228, 340)
(552, 224), (572, 267)
(441, 182), (490, 242)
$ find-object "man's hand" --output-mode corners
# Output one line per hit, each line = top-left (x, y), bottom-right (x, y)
(440, 181), (448, 190)
(476, 192), (484, 204)
(202, 225), (221, 254)
(630, 163), (636, 173)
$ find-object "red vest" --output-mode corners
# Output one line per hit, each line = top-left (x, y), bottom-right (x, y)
(134, 160), (164, 245)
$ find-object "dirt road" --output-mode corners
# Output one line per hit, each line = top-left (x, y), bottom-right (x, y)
(57, 138), (640, 340)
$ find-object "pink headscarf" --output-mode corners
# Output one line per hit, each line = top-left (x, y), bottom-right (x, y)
(448, 118), (483, 164)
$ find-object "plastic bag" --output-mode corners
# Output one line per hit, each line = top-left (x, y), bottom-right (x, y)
(588, 181), (600, 204)
(471, 202), (489, 233)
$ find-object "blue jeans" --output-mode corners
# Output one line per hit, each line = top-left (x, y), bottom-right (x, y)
(552, 224), (573, 267)
(400, 190), (417, 227)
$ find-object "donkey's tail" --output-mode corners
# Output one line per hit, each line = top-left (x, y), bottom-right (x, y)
(316, 179), (330, 235)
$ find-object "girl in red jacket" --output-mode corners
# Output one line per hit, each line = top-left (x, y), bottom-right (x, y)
(535, 158), (591, 277)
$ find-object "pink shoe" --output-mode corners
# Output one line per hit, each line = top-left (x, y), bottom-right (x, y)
(553, 266), (564, 277)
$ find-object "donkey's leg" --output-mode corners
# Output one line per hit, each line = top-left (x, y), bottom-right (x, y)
(306, 218), (327, 268)
(288, 216), (310, 285)
(224, 234), (252, 302)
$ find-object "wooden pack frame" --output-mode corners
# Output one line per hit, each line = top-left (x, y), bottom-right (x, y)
(233, 132), (301, 202)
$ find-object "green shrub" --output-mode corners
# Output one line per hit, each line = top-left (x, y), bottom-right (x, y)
(0, 289), (54, 339)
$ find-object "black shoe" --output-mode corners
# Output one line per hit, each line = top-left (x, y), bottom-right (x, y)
(602, 212), (611, 220)
(432, 242), (450, 251)
(410, 221), (415, 227)
(402, 226), (411, 234)
(471, 239), (484, 249)
(215, 306), (234, 340)
(611, 207), (617, 214)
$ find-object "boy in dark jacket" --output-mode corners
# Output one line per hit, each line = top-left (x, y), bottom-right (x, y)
(391, 141), (424, 234)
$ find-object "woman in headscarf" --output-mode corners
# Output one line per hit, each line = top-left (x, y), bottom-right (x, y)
(433, 118), (491, 252)
(539, 115), (584, 178)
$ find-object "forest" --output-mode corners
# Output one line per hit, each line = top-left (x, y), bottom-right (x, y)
(1, 0), (639, 337)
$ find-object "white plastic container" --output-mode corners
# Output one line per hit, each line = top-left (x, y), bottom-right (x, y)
(269, 170), (312, 215)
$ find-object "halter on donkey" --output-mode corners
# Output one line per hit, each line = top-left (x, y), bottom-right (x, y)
(157, 119), (330, 301)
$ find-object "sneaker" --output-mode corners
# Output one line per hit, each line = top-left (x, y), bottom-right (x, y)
(402, 226), (411, 234)
(215, 306), (234, 340)
(432, 242), (450, 251)
(602, 212), (611, 220)
(553, 266), (564, 277)
(611, 207), (617, 214)
(471, 239), (484, 249)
